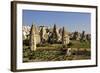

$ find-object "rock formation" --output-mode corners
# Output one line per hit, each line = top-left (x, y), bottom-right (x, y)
(29, 24), (36, 51)
(62, 27), (70, 45)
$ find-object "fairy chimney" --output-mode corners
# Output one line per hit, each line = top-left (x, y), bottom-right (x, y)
(30, 24), (36, 51)
(62, 27), (70, 45)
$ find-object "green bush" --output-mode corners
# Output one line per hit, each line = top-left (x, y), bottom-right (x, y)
(67, 42), (73, 48)
(23, 39), (29, 46)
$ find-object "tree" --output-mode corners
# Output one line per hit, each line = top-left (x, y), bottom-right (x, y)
(73, 31), (78, 40)
(86, 34), (91, 43)
(51, 24), (58, 43)
(86, 34), (90, 41)
(62, 27), (65, 44)
(40, 27), (44, 44)
(80, 30), (85, 41)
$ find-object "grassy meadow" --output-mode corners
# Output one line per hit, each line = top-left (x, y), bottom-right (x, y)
(23, 40), (91, 62)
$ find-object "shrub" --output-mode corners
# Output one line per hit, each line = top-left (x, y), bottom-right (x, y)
(67, 42), (73, 48)
(23, 39), (29, 46)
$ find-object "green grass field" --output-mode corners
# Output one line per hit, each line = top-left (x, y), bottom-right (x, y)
(23, 40), (91, 62)
(23, 48), (90, 62)
(69, 40), (90, 48)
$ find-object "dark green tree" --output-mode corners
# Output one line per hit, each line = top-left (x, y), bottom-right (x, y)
(29, 24), (34, 51)
(51, 24), (58, 43)
(73, 31), (78, 40)
(62, 27), (65, 44)
(80, 31), (85, 41)
(86, 34), (90, 41)
(40, 27), (44, 44)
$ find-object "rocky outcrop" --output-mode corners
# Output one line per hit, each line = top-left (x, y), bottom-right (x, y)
(29, 24), (36, 51)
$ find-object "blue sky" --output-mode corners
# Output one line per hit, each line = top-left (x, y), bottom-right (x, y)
(23, 10), (91, 33)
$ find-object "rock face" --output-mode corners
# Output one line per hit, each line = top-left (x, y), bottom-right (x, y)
(23, 25), (70, 43)
(62, 27), (70, 45)
(66, 48), (72, 56)
(23, 24), (70, 50)
(39, 26), (47, 43)
(69, 31), (91, 41)
(22, 26), (30, 40)
(30, 24), (36, 51)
